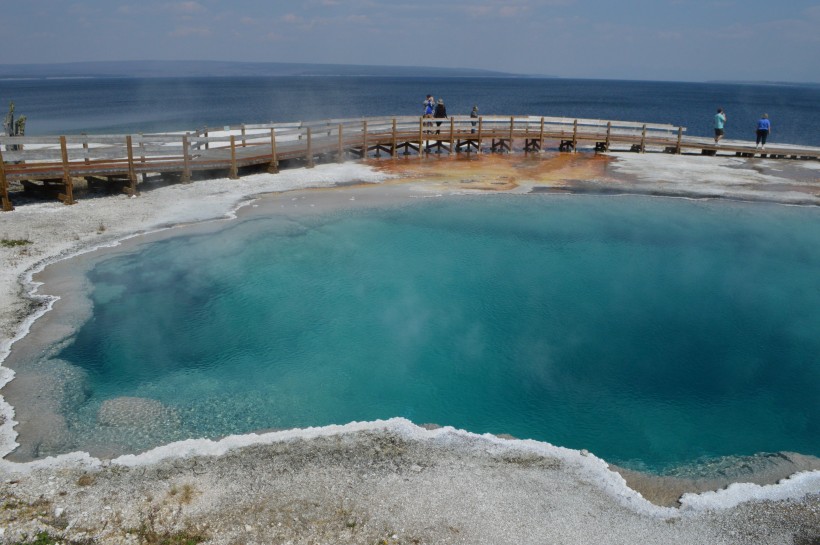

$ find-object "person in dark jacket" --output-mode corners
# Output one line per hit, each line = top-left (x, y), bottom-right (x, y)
(470, 104), (479, 133)
(434, 99), (447, 134)
(755, 113), (771, 149)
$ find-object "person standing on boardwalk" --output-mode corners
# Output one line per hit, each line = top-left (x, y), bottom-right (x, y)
(434, 98), (447, 134)
(470, 105), (479, 133)
(714, 108), (726, 144)
(756, 113), (771, 149)
(423, 95), (435, 133)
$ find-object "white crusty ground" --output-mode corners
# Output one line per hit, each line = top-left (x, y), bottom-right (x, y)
(0, 419), (817, 544)
(0, 155), (819, 544)
(607, 152), (820, 204)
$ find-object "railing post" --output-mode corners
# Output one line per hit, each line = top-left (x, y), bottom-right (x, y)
(640, 124), (647, 153)
(140, 140), (149, 183)
(362, 120), (368, 159)
(204, 127), (210, 150)
(268, 128), (279, 173)
(676, 126), (683, 154)
(508, 116), (514, 152)
(306, 127), (314, 168)
(477, 117), (483, 154)
(181, 134), (191, 183)
(241, 124), (247, 147)
(605, 122), (612, 151)
(138, 133), (146, 173)
(572, 119), (578, 152)
(0, 148), (13, 211)
(126, 135), (139, 195)
(539, 117), (545, 151)
(82, 133), (90, 165)
(229, 135), (239, 179)
(418, 117), (424, 158)
(337, 124), (344, 163)
(524, 120), (530, 152)
(58, 136), (76, 205)
(391, 118), (398, 158)
(449, 117), (455, 153)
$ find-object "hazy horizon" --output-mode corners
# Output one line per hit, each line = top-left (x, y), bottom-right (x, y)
(3, 1), (818, 83)
(1, 59), (818, 86)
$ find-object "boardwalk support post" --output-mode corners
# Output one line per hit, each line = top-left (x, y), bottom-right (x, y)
(676, 127), (683, 154)
(268, 128), (279, 173)
(524, 121), (531, 153)
(362, 121), (368, 159)
(337, 124), (344, 163)
(58, 136), (76, 205)
(572, 119), (578, 152)
(82, 134), (90, 166)
(181, 134), (191, 183)
(508, 116), (515, 152)
(306, 127), (315, 168)
(605, 122), (612, 151)
(229, 135), (239, 179)
(126, 136), (139, 195)
(539, 117), (545, 152)
(391, 119), (398, 158)
(640, 124), (647, 153)
(138, 134), (147, 181)
(477, 117), (483, 154)
(418, 117), (424, 157)
(449, 117), (455, 153)
(0, 148), (13, 211)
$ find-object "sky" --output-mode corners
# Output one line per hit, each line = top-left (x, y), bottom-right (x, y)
(3, 0), (819, 82)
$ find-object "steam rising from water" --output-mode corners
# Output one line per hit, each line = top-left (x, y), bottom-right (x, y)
(4, 194), (820, 473)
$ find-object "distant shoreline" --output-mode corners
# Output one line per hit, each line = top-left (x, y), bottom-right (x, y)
(3, 61), (818, 85)
(0, 60), (544, 80)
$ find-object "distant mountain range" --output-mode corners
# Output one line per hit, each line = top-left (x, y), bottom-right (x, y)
(0, 60), (543, 79)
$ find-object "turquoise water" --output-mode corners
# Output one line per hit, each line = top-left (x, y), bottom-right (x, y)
(54, 194), (820, 470)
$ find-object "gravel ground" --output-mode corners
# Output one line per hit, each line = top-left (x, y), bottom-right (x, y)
(0, 422), (818, 545)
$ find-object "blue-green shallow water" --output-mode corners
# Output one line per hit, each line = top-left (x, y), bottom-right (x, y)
(55, 194), (820, 470)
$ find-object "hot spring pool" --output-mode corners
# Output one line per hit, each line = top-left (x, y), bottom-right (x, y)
(7, 193), (820, 471)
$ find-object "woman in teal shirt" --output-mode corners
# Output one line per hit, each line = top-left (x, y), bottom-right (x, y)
(714, 108), (726, 144)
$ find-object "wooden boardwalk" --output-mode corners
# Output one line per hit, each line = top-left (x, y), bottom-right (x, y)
(2, 115), (819, 211)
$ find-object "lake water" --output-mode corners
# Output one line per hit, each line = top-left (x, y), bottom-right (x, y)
(13, 193), (820, 471)
(2, 76), (820, 146)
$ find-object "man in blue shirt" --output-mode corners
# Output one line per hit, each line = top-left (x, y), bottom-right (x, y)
(714, 108), (726, 144)
(423, 95), (435, 133)
(756, 114), (771, 149)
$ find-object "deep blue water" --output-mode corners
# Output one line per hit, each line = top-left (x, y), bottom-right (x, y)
(2, 76), (820, 145)
(51, 195), (820, 470)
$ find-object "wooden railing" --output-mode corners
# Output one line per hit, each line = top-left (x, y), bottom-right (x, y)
(1, 115), (819, 211)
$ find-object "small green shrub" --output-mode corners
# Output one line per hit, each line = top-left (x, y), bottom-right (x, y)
(13, 531), (59, 545)
(1, 239), (32, 248)
(13, 531), (95, 545)
(136, 526), (206, 545)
